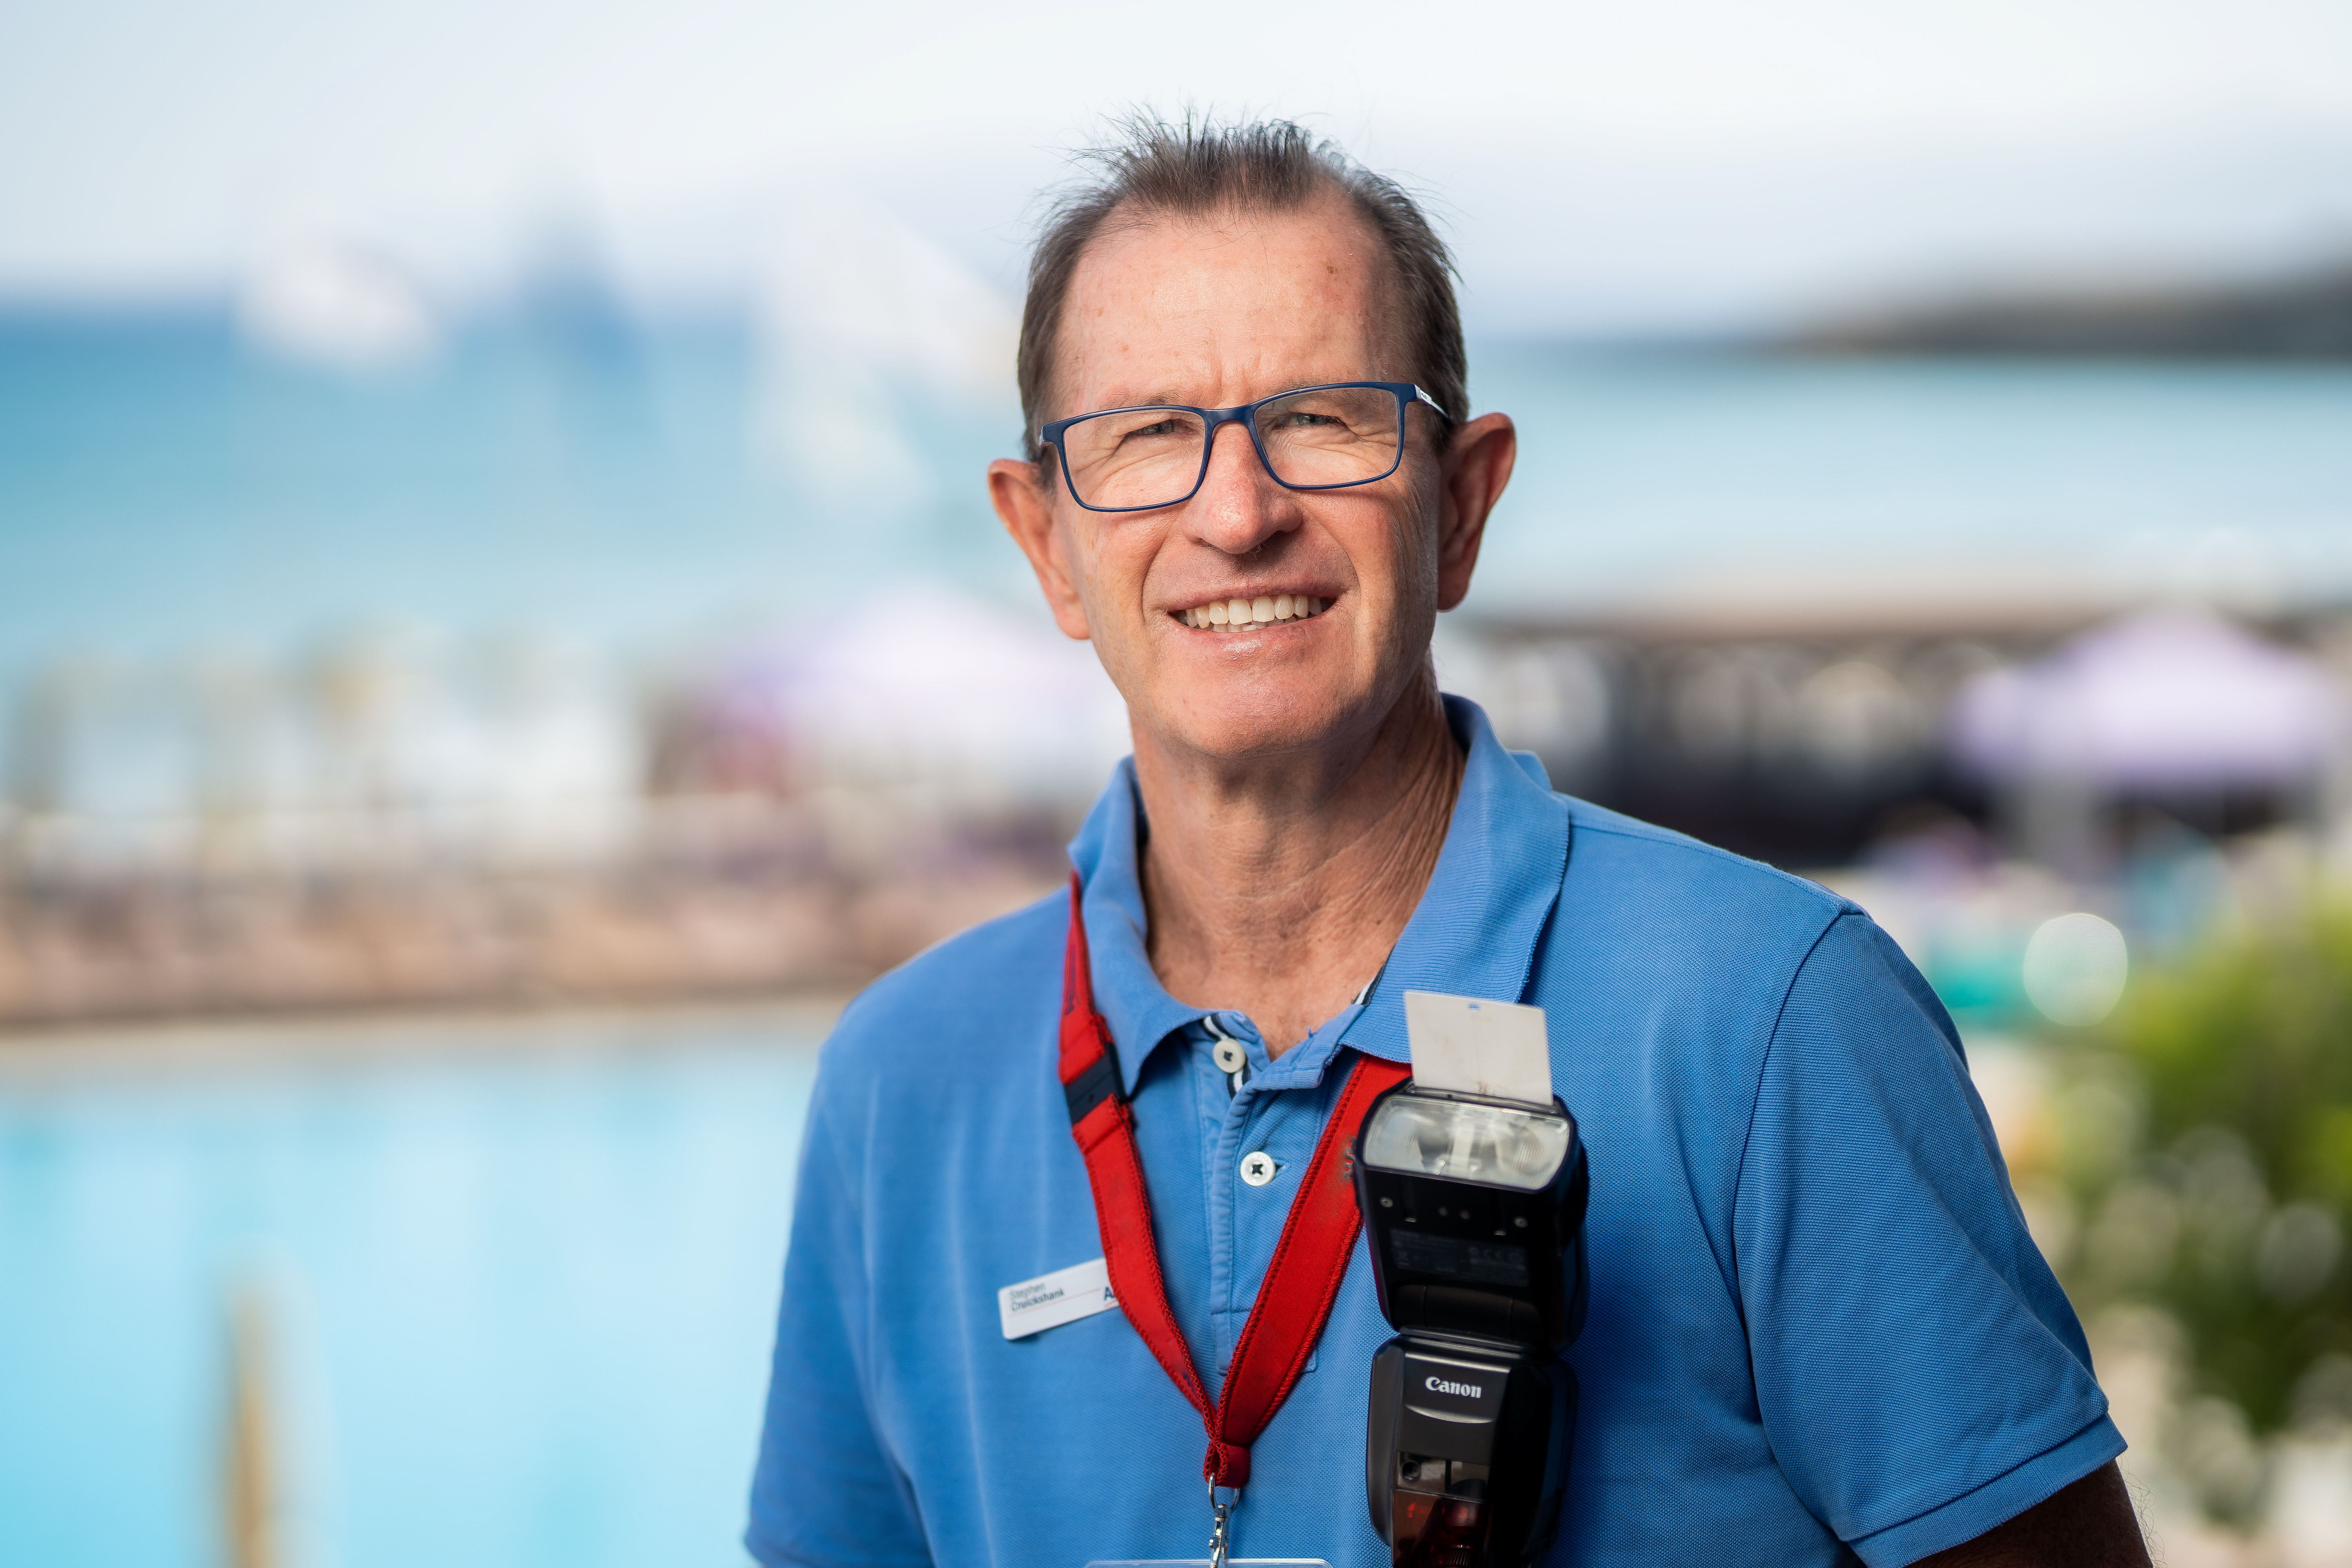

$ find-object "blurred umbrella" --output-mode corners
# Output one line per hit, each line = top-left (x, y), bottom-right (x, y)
(1950, 609), (2345, 790)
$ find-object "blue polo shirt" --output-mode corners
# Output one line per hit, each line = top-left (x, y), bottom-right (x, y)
(748, 697), (2120, 1568)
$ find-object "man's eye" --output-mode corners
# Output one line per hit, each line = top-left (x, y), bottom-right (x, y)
(1273, 411), (1342, 430)
(1106, 416), (1192, 444)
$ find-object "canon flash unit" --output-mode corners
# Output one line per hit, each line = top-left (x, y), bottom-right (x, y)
(1352, 1078), (1588, 1568)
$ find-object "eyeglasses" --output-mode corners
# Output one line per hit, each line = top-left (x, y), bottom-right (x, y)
(1038, 381), (1453, 514)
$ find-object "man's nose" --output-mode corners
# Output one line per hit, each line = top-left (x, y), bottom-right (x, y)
(1186, 419), (1299, 556)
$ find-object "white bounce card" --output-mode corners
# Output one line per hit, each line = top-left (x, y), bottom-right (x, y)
(998, 1256), (1119, 1340)
(1401, 991), (1553, 1107)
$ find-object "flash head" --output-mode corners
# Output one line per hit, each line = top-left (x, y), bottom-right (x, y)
(1360, 1094), (1574, 1192)
(1355, 1084), (1587, 1352)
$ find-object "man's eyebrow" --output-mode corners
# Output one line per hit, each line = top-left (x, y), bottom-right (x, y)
(1077, 382), (1352, 414)
(1074, 390), (1196, 413)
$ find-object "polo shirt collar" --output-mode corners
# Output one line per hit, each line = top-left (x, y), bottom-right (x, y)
(1065, 762), (1203, 1094)
(1338, 697), (1572, 1065)
(1065, 695), (1573, 1091)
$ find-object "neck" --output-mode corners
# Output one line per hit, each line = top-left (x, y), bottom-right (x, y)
(1133, 668), (1464, 1056)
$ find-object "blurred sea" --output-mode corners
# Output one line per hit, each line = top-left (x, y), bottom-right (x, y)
(0, 308), (1022, 687)
(5, 312), (2352, 700)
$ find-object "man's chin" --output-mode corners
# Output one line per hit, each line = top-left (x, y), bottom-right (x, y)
(1144, 692), (1372, 768)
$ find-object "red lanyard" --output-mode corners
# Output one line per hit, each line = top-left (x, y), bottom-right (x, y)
(1058, 872), (1409, 1496)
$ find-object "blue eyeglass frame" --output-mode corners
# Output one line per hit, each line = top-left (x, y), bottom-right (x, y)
(1037, 380), (1454, 514)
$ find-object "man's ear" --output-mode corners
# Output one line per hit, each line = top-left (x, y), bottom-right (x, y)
(1432, 412), (1515, 613)
(989, 457), (1093, 641)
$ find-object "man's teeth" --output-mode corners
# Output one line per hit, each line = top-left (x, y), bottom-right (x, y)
(1179, 595), (1328, 631)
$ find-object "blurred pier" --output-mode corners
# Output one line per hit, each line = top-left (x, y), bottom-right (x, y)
(5, 586), (2347, 1031)
(0, 601), (1101, 1027)
(0, 796), (1056, 1025)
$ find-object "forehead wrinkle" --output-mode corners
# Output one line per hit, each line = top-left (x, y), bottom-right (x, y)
(1054, 200), (1394, 419)
(1049, 200), (1392, 423)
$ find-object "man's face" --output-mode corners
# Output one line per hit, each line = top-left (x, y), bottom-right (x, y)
(991, 195), (1508, 768)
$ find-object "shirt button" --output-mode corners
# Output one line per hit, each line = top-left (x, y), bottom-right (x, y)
(1239, 1151), (1278, 1187)
(1212, 1038), (1248, 1074)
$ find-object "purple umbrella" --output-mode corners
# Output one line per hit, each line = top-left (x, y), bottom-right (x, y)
(1950, 609), (2345, 790)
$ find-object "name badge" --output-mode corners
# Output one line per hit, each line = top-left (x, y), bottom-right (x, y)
(998, 1256), (1119, 1340)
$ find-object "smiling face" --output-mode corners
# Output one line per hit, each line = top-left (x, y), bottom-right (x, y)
(991, 192), (1506, 770)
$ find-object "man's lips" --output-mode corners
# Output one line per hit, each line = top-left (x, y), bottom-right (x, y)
(1171, 592), (1330, 632)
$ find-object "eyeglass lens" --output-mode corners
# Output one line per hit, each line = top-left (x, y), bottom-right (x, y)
(1059, 386), (1405, 510)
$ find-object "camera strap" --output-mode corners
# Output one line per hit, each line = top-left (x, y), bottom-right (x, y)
(1059, 872), (1409, 1509)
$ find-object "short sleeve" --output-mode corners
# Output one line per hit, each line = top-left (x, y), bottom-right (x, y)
(746, 1077), (932, 1568)
(1734, 913), (2123, 1567)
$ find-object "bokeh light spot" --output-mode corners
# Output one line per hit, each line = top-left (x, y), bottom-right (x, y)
(2023, 911), (2130, 1026)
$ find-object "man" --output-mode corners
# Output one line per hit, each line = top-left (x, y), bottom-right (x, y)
(748, 119), (2148, 1568)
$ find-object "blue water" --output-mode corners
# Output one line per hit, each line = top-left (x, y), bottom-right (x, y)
(5, 310), (2351, 704)
(0, 307), (1026, 687)
(0, 1012), (824, 1568)
(1476, 345), (2352, 603)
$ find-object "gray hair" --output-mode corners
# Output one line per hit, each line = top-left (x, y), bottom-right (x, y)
(1015, 113), (1466, 463)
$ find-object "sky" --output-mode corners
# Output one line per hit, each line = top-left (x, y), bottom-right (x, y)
(5, 0), (2352, 331)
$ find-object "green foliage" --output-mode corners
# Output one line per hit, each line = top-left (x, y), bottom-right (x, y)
(2060, 896), (2352, 1440)
(2121, 899), (2352, 1207)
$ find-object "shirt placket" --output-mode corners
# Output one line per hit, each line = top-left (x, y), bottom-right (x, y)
(1201, 1012), (1339, 1385)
